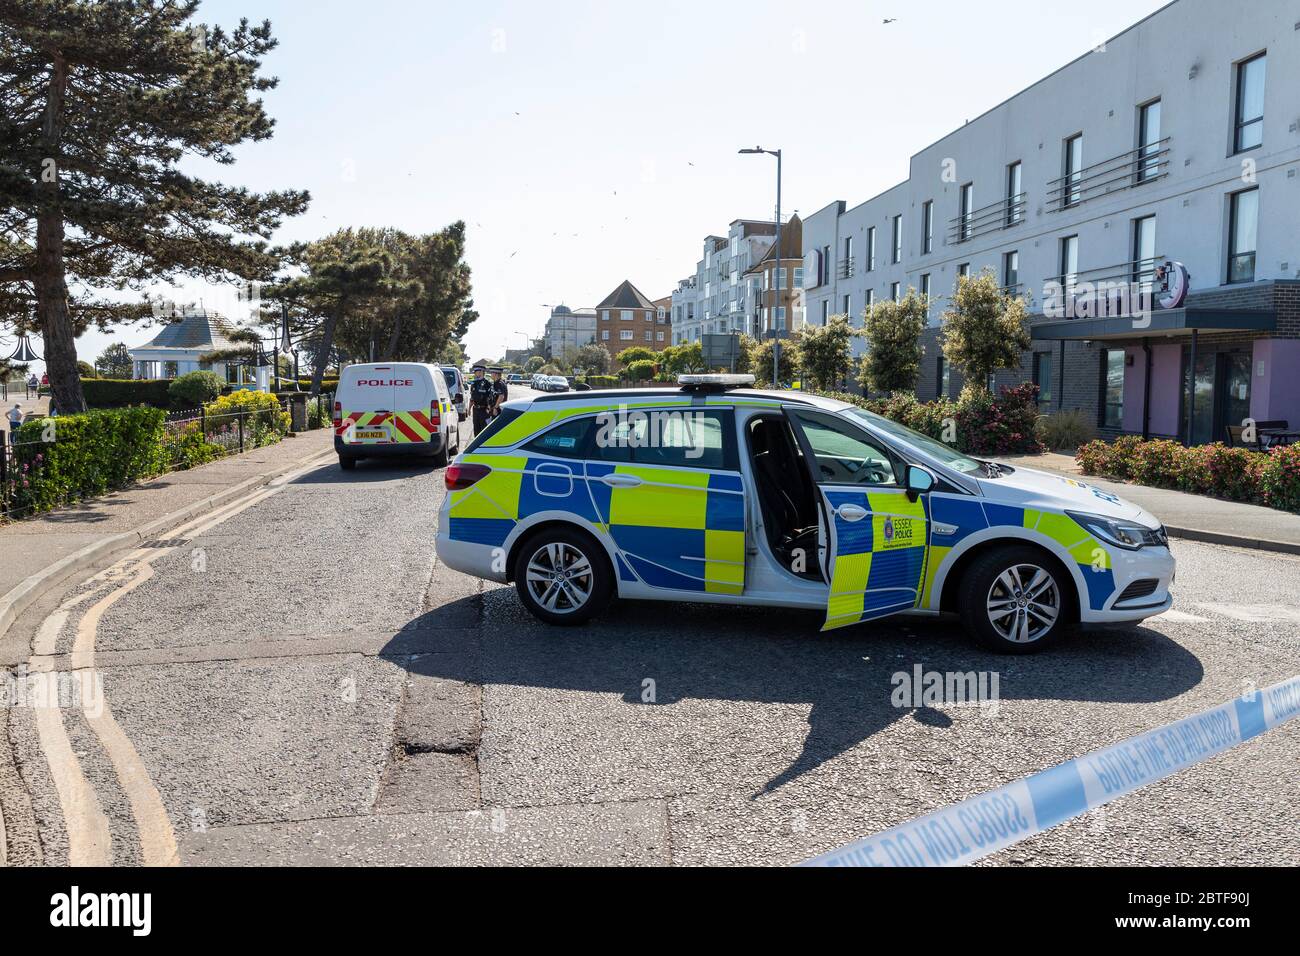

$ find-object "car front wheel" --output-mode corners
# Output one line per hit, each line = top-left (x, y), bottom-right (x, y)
(958, 546), (1074, 653)
(513, 527), (613, 625)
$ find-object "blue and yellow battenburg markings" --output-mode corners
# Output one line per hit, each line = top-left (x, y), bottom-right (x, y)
(823, 490), (930, 631)
(802, 674), (1300, 867)
(447, 451), (746, 594)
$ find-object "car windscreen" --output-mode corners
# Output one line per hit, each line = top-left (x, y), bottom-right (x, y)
(846, 407), (983, 474)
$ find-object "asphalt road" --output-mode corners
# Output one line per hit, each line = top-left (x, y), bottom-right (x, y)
(2, 387), (1297, 866)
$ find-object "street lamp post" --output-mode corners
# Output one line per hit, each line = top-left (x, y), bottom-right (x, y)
(739, 146), (782, 385)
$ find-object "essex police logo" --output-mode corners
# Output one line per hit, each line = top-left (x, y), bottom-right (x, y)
(884, 517), (894, 543)
(881, 516), (914, 549)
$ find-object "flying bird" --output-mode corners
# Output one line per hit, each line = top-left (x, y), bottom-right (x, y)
(883, 18), (896, 24)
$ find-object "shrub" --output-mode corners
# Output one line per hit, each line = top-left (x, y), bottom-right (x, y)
(168, 370), (225, 408)
(582, 375), (618, 389)
(956, 382), (1043, 456)
(167, 421), (225, 469)
(1036, 409), (1097, 451)
(81, 377), (172, 409)
(623, 359), (656, 382)
(1260, 444), (1300, 512)
(9, 407), (168, 515)
(203, 390), (289, 449)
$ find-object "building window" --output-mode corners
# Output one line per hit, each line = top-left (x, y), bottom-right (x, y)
(1006, 162), (1022, 225)
(602, 329), (609, 340)
(891, 216), (903, 264)
(842, 294), (851, 316)
(959, 183), (974, 241)
(620, 329), (633, 341)
(937, 356), (950, 399)
(957, 263), (970, 280)
(866, 228), (876, 271)
(922, 201), (933, 254)
(620, 310), (633, 321)
(1060, 235), (1079, 291)
(1101, 349), (1124, 428)
(1064, 134), (1084, 207)
(1137, 99), (1162, 182)
(1227, 187), (1259, 283)
(820, 300), (829, 325)
(1132, 215), (1157, 286)
(890, 281), (900, 301)
(644, 330), (653, 342)
(776, 306), (787, 330)
(657, 331), (664, 342)
(920, 274), (930, 299)
(864, 289), (874, 311)
(1233, 52), (1266, 153)
(821, 245), (831, 284)
(1033, 352), (1054, 404)
(793, 267), (803, 288)
(601, 310), (610, 322)
(1003, 251), (1019, 290)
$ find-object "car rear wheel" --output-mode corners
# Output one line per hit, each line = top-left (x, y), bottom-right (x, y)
(339, 455), (357, 471)
(513, 527), (613, 625)
(958, 545), (1074, 654)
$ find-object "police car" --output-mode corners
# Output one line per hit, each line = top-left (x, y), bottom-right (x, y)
(434, 375), (1174, 652)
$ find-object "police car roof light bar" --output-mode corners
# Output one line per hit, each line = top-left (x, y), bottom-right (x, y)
(678, 373), (755, 393)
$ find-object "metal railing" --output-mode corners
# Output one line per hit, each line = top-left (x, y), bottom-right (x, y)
(1046, 138), (1171, 212)
(947, 193), (1028, 243)
(836, 256), (855, 279)
(1044, 254), (1166, 290)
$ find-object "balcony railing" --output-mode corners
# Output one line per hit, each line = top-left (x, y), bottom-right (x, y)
(1045, 254), (1166, 291)
(947, 193), (1028, 244)
(1047, 138), (1171, 212)
(836, 256), (855, 280)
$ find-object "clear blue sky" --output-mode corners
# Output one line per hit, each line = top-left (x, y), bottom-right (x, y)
(64, 0), (1172, 370)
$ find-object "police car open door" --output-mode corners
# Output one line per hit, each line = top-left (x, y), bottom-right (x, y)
(786, 408), (929, 632)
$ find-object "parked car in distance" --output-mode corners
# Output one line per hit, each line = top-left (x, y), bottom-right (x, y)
(440, 365), (467, 422)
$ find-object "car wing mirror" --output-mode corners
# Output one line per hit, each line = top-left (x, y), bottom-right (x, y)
(905, 464), (935, 502)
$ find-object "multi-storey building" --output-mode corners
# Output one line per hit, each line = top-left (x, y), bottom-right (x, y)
(742, 214), (805, 338)
(541, 305), (597, 360)
(673, 219), (796, 344)
(803, 0), (1300, 442)
(594, 279), (662, 358)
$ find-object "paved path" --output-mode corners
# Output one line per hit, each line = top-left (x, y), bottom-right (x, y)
(1001, 451), (1300, 552)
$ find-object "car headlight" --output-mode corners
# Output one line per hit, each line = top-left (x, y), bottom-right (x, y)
(1066, 511), (1165, 550)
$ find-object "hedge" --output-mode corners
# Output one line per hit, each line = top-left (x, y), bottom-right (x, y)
(815, 383), (1045, 456)
(7, 407), (169, 514)
(81, 377), (172, 409)
(1078, 437), (1300, 512)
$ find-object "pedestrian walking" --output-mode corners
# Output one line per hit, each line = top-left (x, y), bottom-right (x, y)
(468, 364), (494, 435)
(26, 373), (37, 399)
(7, 402), (23, 446)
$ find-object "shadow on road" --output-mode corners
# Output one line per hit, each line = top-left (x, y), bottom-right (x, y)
(289, 458), (441, 485)
(382, 596), (1204, 796)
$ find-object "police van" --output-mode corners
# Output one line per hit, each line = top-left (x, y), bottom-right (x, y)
(334, 362), (460, 470)
(434, 375), (1174, 653)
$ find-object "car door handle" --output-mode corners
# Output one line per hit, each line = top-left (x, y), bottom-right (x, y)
(600, 474), (642, 488)
(835, 503), (869, 522)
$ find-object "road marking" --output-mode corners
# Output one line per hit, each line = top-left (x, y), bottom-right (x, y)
(26, 453), (332, 866)
(803, 674), (1300, 867)
(1195, 603), (1300, 624)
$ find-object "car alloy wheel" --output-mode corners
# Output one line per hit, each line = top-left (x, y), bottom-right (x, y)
(985, 563), (1060, 644)
(524, 541), (594, 614)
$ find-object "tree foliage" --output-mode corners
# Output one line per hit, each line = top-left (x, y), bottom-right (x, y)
(614, 346), (657, 366)
(572, 343), (609, 374)
(859, 289), (928, 395)
(747, 335), (801, 385)
(941, 269), (1031, 393)
(798, 315), (854, 390)
(94, 341), (132, 378)
(0, 0), (309, 413)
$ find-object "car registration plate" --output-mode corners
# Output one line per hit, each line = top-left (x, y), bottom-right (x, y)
(354, 428), (390, 441)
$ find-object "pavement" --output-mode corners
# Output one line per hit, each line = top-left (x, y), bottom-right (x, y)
(1, 386), (1295, 868)
(0, 428), (336, 665)
(1001, 450), (1300, 554)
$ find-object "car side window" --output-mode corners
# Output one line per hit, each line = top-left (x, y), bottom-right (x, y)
(589, 408), (735, 470)
(523, 416), (595, 459)
(791, 410), (899, 487)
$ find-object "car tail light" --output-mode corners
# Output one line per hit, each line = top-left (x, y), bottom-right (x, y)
(429, 401), (441, 428)
(332, 401), (342, 429)
(445, 462), (490, 491)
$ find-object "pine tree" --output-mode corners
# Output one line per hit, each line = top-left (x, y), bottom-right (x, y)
(0, 1), (309, 413)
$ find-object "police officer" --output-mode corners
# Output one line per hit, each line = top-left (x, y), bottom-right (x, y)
(468, 364), (494, 435)
(489, 367), (508, 419)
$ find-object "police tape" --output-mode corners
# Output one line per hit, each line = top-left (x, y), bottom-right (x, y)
(801, 674), (1300, 868)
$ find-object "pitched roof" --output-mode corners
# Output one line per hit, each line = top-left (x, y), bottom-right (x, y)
(595, 279), (656, 311)
(743, 215), (804, 276)
(130, 309), (241, 354)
